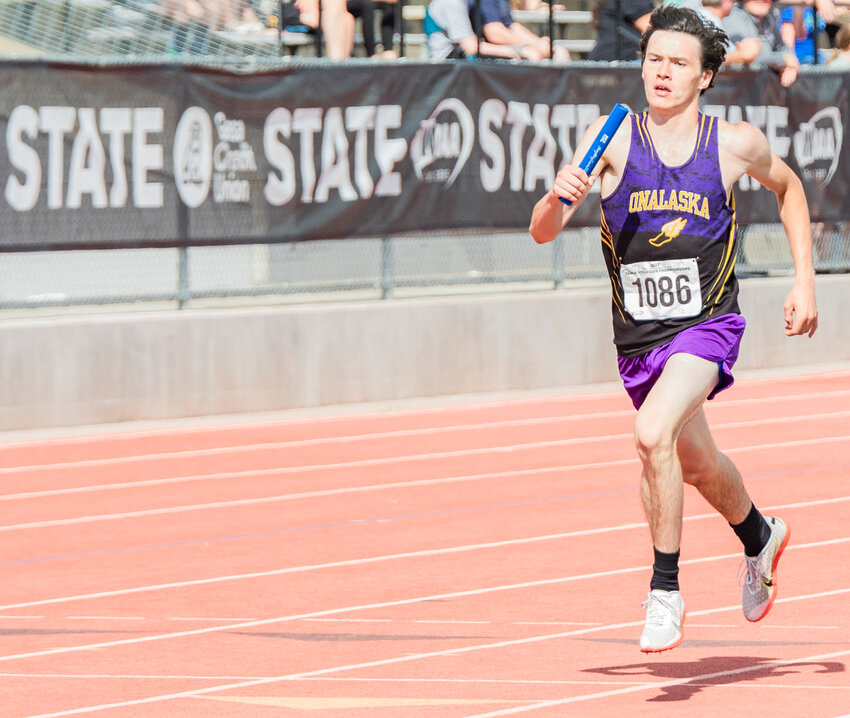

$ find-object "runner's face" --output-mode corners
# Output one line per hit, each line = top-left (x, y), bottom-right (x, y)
(642, 30), (712, 110)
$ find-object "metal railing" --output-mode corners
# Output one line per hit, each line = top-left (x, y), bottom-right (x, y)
(0, 223), (846, 313)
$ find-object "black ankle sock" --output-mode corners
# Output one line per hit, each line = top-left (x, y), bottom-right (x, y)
(730, 503), (771, 557)
(650, 547), (680, 592)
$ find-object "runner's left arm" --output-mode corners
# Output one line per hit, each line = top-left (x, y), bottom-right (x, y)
(741, 125), (818, 338)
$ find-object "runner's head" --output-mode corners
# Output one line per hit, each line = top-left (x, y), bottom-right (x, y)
(639, 5), (728, 94)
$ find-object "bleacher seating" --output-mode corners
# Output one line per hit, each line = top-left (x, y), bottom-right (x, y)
(512, 8), (595, 58)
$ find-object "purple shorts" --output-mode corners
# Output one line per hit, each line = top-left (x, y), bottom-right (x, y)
(617, 313), (747, 410)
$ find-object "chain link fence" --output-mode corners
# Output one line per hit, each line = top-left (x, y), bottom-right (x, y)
(0, 223), (846, 314)
(0, 0), (427, 59)
(0, 0), (304, 58)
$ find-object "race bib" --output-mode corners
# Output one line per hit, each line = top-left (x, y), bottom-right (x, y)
(620, 258), (702, 321)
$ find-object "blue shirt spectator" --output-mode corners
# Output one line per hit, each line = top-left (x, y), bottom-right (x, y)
(469, 0), (513, 26)
(427, 0), (526, 59)
(467, 0), (570, 60)
(779, 6), (826, 63)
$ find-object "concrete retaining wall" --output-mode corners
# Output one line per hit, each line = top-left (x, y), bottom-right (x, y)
(1, 274), (847, 431)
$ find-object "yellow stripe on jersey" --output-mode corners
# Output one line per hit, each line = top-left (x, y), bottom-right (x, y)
(600, 211), (620, 276)
(634, 112), (650, 150)
(705, 205), (737, 305)
(710, 256), (737, 313)
(695, 114), (706, 153)
(703, 115), (715, 152)
(610, 274), (626, 322)
(638, 112), (657, 156)
(600, 207), (625, 318)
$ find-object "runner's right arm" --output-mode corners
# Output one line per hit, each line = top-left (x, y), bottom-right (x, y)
(529, 116), (609, 244)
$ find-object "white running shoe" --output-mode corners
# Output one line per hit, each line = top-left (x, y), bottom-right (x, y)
(639, 589), (685, 653)
(742, 516), (789, 622)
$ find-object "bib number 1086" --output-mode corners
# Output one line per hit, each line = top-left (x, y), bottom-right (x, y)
(632, 273), (691, 307)
(620, 258), (701, 321)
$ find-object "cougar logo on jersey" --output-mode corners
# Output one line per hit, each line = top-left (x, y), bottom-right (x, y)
(793, 107), (842, 187)
(410, 98), (474, 187)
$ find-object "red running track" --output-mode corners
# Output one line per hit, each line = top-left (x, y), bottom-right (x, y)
(1, 369), (849, 717)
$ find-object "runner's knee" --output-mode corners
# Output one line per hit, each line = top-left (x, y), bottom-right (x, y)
(633, 413), (675, 463)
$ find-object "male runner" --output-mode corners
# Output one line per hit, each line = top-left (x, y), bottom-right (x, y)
(529, 5), (818, 652)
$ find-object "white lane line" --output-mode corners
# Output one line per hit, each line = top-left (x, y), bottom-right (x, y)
(3, 390), (848, 478)
(4, 407), (850, 503)
(466, 647), (850, 717)
(0, 412), (636, 476)
(290, 676), (850, 691)
(4, 615), (840, 630)
(23, 589), (850, 717)
(319, 679), (850, 692)
(514, 622), (602, 626)
(0, 387), (637, 452)
(304, 618), (392, 623)
(5, 673), (849, 690)
(0, 524), (649, 611)
(759, 625), (840, 630)
(0, 673), (259, 680)
(413, 620), (491, 625)
(166, 617), (258, 623)
(2, 501), (848, 612)
(2, 375), (847, 455)
(683, 623), (738, 628)
(67, 617), (144, 621)
(3, 434), (850, 533)
(685, 622), (838, 630)
(0, 536), (847, 663)
(0, 459), (640, 504)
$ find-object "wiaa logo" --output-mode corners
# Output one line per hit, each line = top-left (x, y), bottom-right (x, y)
(174, 106), (213, 208)
(410, 98), (474, 187)
(792, 107), (842, 187)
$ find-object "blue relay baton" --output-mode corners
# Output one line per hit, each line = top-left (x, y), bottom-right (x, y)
(560, 103), (630, 205)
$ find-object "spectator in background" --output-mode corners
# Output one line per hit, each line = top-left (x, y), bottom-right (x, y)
(825, 20), (850, 67)
(161, 0), (217, 53)
(510, 0), (565, 10)
(722, 0), (799, 84)
(779, 0), (836, 64)
(163, 1), (268, 34)
(698, 0), (761, 64)
(587, 0), (655, 61)
(235, 0), (356, 57)
(427, 0), (539, 58)
(161, 0), (354, 57)
(282, 0), (355, 58)
(825, 4), (850, 47)
(237, 0), (355, 57)
(468, 0), (570, 60)
(347, 0), (399, 58)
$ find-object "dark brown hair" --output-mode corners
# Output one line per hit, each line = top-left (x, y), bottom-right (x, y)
(639, 5), (729, 93)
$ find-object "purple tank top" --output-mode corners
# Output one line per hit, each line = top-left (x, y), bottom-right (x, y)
(600, 111), (740, 357)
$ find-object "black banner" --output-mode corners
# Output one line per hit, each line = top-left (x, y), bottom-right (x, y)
(0, 61), (847, 250)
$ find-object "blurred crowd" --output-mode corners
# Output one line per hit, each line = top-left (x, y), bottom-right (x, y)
(148, 0), (850, 71)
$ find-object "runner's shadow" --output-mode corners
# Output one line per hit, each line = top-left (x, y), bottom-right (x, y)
(583, 655), (845, 702)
